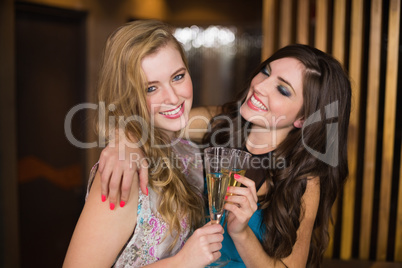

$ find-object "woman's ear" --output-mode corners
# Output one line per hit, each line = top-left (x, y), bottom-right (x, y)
(293, 118), (304, 129)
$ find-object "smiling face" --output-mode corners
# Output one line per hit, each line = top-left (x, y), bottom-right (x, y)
(240, 57), (305, 140)
(141, 42), (193, 138)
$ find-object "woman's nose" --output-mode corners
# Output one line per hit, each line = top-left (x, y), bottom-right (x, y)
(163, 85), (179, 104)
(254, 76), (270, 94)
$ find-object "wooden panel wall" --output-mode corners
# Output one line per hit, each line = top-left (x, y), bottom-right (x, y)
(360, 0), (382, 260)
(342, 0), (363, 259)
(262, 0), (402, 262)
(379, 0), (401, 261)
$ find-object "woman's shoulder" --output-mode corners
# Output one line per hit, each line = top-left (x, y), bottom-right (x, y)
(85, 162), (100, 200)
(172, 138), (202, 156)
(189, 105), (221, 119)
(172, 138), (204, 192)
(302, 177), (320, 219)
(65, 164), (140, 267)
(185, 106), (221, 143)
(306, 176), (320, 191)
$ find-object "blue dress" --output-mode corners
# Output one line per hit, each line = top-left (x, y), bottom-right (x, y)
(220, 207), (265, 267)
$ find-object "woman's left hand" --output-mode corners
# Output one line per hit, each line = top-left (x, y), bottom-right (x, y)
(224, 174), (258, 237)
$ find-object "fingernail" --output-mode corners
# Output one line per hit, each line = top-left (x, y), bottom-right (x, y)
(225, 195), (228, 200)
(120, 201), (125, 208)
(101, 195), (106, 202)
(110, 203), (115, 210)
(227, 186), (230, 192)
(145, 188), (148, 196)
(234, 174), (240, 179)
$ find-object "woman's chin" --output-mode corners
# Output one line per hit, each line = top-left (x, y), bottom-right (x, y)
(239, 104), (247, 118)
(239, 104), (256, 123)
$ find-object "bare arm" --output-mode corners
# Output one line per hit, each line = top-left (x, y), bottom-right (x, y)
(63, 171), (139, 267)
(227, 177), (320, 268)
(183, 106), (221, 143)
(64, 170), (224, 268)
(98, 129), (148, 207)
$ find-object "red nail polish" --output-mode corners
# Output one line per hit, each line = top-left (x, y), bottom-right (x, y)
(234, 174), (240, 179)
(145, 188), (148, 196)
(120, 201), (125, 208)
(225, 195), (228, 200)
(110, 203), (115, 210)
(101, 195), (106, 202)
(227, 186), (230, 192)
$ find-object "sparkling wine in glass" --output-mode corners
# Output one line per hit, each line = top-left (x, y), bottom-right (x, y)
(206, 171), (230, 224)
(204, 147), (233, 267)
(204, 147), (233, 224)
(227, 149), (252, 194)
(222, 149), (251, 227)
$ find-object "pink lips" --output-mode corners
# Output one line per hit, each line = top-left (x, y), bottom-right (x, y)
(247, 94), (268, 112)
(159, 102), (185, 119)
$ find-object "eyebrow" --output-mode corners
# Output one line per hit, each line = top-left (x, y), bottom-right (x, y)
(146, 67), (187, 85)
(278, 77), (296, 95)
(268, 63), (296, 95)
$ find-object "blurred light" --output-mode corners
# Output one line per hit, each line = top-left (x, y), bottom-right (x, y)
(174, 25), (236, 48)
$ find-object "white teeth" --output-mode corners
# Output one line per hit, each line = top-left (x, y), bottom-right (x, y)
(251, 95), (268, 110)
(161, 104), (182, 115)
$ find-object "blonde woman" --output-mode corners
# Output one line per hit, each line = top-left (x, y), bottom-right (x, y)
(63, 20), (223, 268)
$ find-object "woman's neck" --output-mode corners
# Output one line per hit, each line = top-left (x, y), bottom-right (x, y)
(160, 129), (178, 140)
(246, 125), (289, 155)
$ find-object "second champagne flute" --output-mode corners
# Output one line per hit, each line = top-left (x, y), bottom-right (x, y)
(227, 149), (252, 190)
(222, 149), (251, 227)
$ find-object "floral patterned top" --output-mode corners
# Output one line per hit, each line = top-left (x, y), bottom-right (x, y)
(86, 139), (204, 267)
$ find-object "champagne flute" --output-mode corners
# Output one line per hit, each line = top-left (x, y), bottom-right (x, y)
(204, 147), (233, 267)
(222, 149), (251, 227)
(227, 149), (252, 189)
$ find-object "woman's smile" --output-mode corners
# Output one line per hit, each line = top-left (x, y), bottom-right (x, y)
(247, 94), (268, 111)
(159, 102), (185, 118)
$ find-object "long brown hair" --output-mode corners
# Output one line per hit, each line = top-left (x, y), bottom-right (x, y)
(203, 44), (351, 267)
(97, 20), (204, 249)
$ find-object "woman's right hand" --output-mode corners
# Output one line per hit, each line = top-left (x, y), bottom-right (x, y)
(224, 174), (257, 238)
(98, 131), (149, 209)
(174, 222), (224, 268)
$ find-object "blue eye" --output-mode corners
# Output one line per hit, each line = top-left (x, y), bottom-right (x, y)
(173, 73), (184, 81)
(261, 65), (270, 76)
(147, 86), (156, 93)
(277, 85), (291, 97)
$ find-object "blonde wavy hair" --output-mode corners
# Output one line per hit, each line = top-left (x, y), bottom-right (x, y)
(96, 20), (204, 249)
